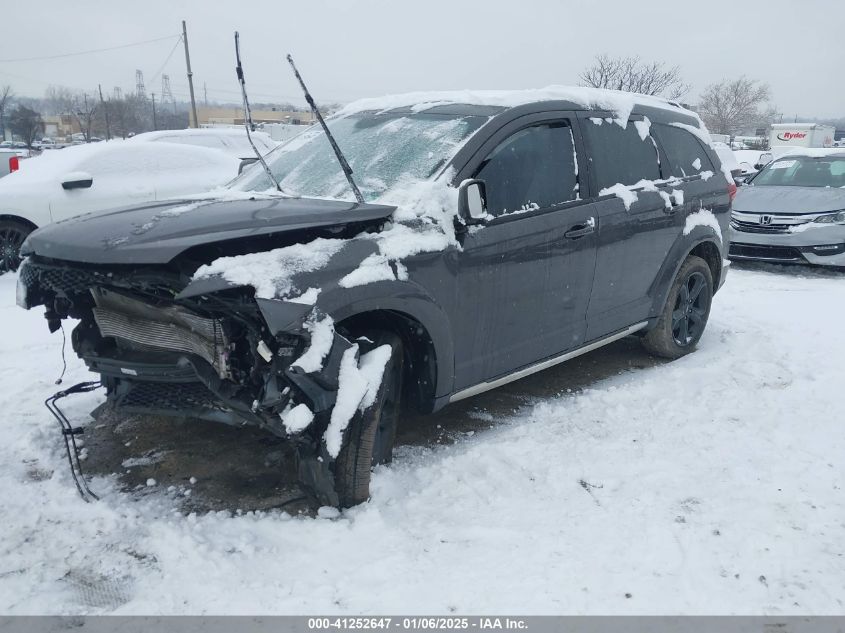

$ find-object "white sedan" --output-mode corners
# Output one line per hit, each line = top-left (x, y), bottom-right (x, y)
(0, 140), (240, 272)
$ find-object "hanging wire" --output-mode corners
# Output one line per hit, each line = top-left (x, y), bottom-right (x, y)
(55, 323), (67, 385)
(147, 35), (184, 87)
(0, 35), (181, 63)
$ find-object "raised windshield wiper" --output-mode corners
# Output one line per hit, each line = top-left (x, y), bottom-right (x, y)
(234, 32), (289, 195)
(286, 54), (365, 205)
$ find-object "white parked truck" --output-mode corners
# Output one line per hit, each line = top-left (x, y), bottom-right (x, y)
(769, 123), (835, 149)
(0, 149), (20, 178)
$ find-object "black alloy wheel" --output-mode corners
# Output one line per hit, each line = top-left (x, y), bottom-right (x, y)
(672, 271), (708, 346)
(641, 255), (713, 359)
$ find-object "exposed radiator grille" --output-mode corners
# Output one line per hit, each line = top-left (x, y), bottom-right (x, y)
(119, 381), (229, 413)
(91, 288), (229, 377)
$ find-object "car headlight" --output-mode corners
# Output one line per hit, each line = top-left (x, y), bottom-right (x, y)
(813, 211), (845, 224)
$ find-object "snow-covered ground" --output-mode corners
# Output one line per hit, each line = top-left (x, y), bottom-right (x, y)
(0, 265), (843, 615)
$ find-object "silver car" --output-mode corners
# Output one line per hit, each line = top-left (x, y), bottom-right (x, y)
(729, 149), (845, 267)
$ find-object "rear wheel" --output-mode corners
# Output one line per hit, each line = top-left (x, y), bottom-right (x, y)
(333, 331), (404, 508)
(642, 255), (713, 359)
(0, 219), (33, 273)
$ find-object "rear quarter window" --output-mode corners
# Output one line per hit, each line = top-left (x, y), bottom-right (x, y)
(653, 124), (714, 178)
(582, 118), (660, 191)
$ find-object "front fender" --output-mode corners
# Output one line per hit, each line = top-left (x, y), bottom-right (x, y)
(176, 240), (456, 401)
(270, 278), (456, 401)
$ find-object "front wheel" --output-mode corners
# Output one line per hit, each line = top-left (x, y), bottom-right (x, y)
(0, 219), (33, 273)
(333, 331), (404, 508)
(642, 255), (713, 359)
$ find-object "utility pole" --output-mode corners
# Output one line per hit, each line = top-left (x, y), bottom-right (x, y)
(182, 20), (199, 128)
(82, 93), (91, 142)
(151, 93), (157, 130)
(98, 84), (111, 141)
(203, 82), (208, 107)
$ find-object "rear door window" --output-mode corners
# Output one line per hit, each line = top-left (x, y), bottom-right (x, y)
(653, 124), (714, 177)
(582, 118), (661, 191)
(474, 122), (579, 216)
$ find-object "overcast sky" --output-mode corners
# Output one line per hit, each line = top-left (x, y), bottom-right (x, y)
(2, 0), (843, 118)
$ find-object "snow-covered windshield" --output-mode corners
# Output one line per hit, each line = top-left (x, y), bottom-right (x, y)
(753, 155), (845, 188)
(231, 112), (488, 200)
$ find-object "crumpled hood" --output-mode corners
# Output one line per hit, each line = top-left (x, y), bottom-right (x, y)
(733, 185), (845, 215)
(21, 195), (396, 265)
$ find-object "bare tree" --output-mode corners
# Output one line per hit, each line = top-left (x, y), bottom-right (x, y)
(580, 54), (690, 100)
(44, 85), (77, 116)
(8, 105), (44, 148)
(44, 86), (99, 140)
(697, 77), (773, 136)
(0, 85), (12, 141)
(72, 93), (98, 141)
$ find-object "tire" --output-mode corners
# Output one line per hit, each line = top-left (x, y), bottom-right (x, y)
(0, 219), (33, 273)
(333, 331), (404, 508)
(641, 255), (713, 359)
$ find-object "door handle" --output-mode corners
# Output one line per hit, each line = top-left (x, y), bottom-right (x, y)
(564, 217), (595, 239)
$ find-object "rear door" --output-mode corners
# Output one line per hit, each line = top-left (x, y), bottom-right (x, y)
(452, 112), (598, 390)
(650, 121), (726, 226)
(579, 113), (678, 339)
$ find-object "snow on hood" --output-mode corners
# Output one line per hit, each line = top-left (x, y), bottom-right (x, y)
(337, 86), (693, 122)
(733, 185), (845, 215)
(192, 172), (461, 299)
(194, 237), (348, 300)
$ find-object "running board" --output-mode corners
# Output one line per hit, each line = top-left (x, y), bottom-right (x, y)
(449, 321), (648, 403)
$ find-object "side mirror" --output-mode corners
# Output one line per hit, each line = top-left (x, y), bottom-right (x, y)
(238, 157), (258, 174)
(61, 171), (93, 190)
(458, 179), (488, 224)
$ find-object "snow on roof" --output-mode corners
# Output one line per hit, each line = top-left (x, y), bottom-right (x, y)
(132, 128), (267, 141)
(130, 127), (277, 157)
(337, 86), (695, 122)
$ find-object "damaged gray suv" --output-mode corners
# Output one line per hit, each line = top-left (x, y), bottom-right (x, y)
(17, 88), (731, 507)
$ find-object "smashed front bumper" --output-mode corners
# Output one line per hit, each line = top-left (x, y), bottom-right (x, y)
(17, 257), (350, 439)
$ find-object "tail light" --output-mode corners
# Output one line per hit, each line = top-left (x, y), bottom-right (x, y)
(9, 156), (19, 172)
(727, 182), (737, 202)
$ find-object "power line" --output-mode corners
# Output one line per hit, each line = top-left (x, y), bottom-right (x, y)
(147, 36), (183, 87)
(0, 35), (180, 63)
